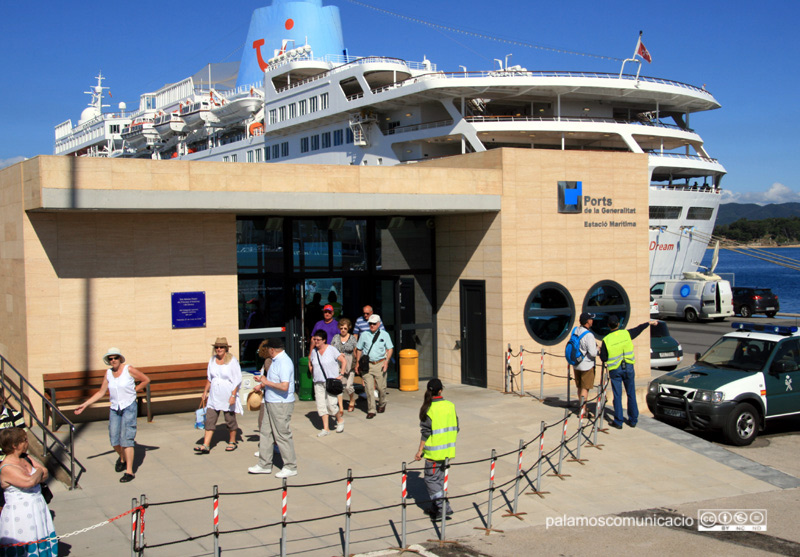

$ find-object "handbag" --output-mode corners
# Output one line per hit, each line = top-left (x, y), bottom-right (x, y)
(315, 350), (344, 396)
(358, 331), (379, 373)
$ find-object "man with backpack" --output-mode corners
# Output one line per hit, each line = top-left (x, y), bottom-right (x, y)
(570, 313), (598, 409)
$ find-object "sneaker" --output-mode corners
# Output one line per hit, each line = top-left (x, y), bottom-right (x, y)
(275, 468), (297, 478)
(317, 430), (330, 437)
(254, 451), (260, 458)
(248, 464), (272, 474)
(336, 422), (344, 433)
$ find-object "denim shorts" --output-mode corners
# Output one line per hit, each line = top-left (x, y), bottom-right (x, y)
(108, 401), (138, 448)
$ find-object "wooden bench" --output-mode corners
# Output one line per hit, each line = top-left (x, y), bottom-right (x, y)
(42, 363), (209, 426)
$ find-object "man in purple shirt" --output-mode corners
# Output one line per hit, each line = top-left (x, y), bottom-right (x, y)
(311, 304), (339, 348)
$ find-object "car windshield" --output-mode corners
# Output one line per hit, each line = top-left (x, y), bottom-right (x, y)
(698, 336), (776, 371)
(753, 289), (774, 297)
(650, 321), (670, 338)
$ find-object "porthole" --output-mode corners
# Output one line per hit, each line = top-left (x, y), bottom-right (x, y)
(523, 282), (575, 345)
(583, 280), (630, 338)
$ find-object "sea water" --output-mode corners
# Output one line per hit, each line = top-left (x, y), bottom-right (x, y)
(699, 247), (800, 314)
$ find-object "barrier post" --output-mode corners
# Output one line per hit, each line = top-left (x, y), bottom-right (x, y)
(504, 344), (512, 394)
(518, 346), (525, 397)
(440, 458), (449, 541)
(568, 404), (588, 465)
(527, 421), (550, 498)
(566, 365), (572, 406)
(344, 468), (352, 557)
(502, 440), (527, 520)
(548, 409), (571, 480)
(401, 462), (408, 548)
(138, 493), (146, 556)
(539, 348), (545, 401)
(591, 365), (610, 445)
(281, 478), (288, 557)
(212, 485), (219, 557)
(474, 449), (503, 535)
(130, 497), (138, 557)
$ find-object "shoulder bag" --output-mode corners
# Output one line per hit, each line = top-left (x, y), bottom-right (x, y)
(358, 331), (380, 374)
(315, 349), (344, 396)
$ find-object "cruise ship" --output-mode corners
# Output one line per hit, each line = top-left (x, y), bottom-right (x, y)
(53, 0), (725, 282)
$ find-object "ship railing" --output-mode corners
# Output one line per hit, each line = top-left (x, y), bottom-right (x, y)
(273, 56), (433, 95)
(215, 81), (265, 100)
(382, 119), (454, 135)
(346, 92), (365, 102)
(464, 115), (691, 131)
(650, 183), (721, 194)
(646, 151), (719, 164)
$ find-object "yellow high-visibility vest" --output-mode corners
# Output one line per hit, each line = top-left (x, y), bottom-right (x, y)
(423, 400), (458, 460)
(604, 329), (635, 371)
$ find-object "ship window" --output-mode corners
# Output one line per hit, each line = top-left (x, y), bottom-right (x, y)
(333, 129), (343, 146)
(223, 156), (230, 162)
(649, 206), (682, 219)
(272, 145), (280, 159)
(231, 154), (238, 163)
(279, 106), (286, 122)
(687, 207), (714, 220)
(301, 137), (309, 153)
(289, 103), (297, 119)
(299, 100), (307, 116)
(311, 135), (320, 151)
(110, 125), (120, 134)
(309, 96), (318, 113)
(345, 128), (354, 144)
(264, 147), (270, 161)
(281, 142), (289, 157)
(524, 282), (575, 346)
(269, 109), (277, 125)
(257, 148), (264, 162)
(320, 92), (329, 110)
(582, 280), (630, 338)
(247, 150), (254, 163)
(321, 132), (331, 149)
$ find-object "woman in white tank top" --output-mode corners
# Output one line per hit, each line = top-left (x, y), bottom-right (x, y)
(75, 348), (151, 483)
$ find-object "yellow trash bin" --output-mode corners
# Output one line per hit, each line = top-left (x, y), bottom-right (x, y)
(399, 349), (419, 392)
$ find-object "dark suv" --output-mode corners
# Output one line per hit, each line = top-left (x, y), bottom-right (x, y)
(732, 287), (779, 318)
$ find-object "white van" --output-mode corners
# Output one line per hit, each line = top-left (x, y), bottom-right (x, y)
(650, 276), (733, 322)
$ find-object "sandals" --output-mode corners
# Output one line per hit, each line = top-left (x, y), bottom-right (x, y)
(225, 442), (238, 452)
(347, 401), (355, 412)
(193, 445), (210, 454)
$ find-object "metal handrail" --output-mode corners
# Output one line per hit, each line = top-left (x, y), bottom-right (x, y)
(0, 355), (81, 489)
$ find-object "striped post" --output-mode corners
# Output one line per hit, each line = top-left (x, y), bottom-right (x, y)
(502, 439), (527, 519)
(474, 449), (503, 535)
(280, 478), (288, 557)
(212, 485), (219, 557)
(527, 421), (549, 497)
(130, 497), (138, 557)
(401, 462), (408, 548)
(344, 469), (352, 557)
(539, 348), (545, 400)
(138, 493), (146, 556)
(440, 457), (450, 541)
(505, 344), (512, 393)
(548, 409), (571, 479)
(568, 404), (588, 464)
(590, 365), (609, 447)
(518, 345), (525, 396)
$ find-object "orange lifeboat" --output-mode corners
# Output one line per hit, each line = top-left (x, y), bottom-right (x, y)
(249, 122), (264, 136)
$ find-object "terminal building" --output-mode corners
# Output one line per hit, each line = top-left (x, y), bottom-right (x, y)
(0, 148), (650, 405)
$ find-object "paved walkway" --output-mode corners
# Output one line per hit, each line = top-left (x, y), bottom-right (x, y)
(42, 382), (798, 556)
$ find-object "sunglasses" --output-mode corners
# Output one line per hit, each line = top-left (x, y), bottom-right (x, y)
(108, 356), (120, 361)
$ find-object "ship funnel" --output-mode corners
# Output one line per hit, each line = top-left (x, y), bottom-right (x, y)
(237, 0), (346, 88)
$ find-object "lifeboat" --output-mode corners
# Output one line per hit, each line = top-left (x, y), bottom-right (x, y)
(154, 112), (187, 139)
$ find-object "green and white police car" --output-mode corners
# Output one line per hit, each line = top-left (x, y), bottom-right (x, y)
(647, 322), (800, 446)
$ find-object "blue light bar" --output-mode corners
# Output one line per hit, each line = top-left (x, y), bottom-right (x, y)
(731, 322), (798, 334)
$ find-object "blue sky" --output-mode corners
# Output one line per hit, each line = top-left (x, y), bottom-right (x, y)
(2, 0), (798, 203)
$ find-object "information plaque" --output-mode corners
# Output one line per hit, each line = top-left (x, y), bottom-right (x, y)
(171, 291), (206, 329)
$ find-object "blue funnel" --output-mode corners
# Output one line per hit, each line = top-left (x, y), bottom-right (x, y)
(237, 0), (345, 88)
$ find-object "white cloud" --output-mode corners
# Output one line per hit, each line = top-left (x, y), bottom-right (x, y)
(720, 182), (800, 205)
(0, 156), (25, 170)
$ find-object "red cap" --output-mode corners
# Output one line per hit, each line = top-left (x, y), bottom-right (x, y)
(323, 304), (334, 312)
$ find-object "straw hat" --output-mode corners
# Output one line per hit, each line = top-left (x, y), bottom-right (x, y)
(212, 337), (231, 348)
(247, 390), (263, 411)
(103, 348), (126, 366)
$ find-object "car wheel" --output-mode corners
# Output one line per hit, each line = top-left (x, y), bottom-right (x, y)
(685, 307), (698, 323)
(740, 305), (752, 318)
(766, 311), (777, 318)
(723, 403), (758, 446)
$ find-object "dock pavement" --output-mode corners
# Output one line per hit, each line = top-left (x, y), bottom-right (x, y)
(42, 379), (799, 556)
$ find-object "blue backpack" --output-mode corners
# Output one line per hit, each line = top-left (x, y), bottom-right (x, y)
(565, 327), (590, 366)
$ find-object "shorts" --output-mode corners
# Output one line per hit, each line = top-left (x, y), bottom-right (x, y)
(109, 401), (137, 448)
(205, 408), (238, 431)
(574, 366), (596, 392)
(313, 382), (339, 416)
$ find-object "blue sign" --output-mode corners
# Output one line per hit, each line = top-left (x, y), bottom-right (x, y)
(680, 284), (691, 298)
(172, 292), (207, 329)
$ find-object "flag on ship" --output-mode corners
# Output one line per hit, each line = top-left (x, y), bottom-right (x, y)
(636, 31), (652, 63)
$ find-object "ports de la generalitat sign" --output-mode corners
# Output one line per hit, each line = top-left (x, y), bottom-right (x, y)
(557, 180), (637, 228)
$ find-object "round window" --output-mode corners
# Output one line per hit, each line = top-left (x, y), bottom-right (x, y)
(523, 282), (575, 345)
(582, 280), (630, 338)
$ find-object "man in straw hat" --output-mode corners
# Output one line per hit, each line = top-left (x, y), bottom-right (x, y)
(248, 338), (297, 478)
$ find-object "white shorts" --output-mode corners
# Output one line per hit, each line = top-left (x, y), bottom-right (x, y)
(314, 382), (339, 416)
